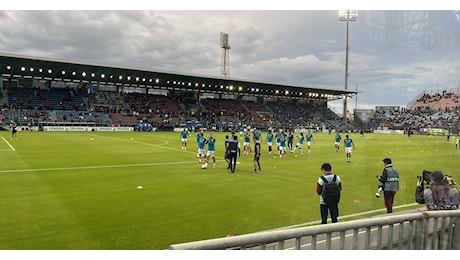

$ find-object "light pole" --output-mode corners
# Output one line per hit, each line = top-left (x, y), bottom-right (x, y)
(338, 10), (357, 122)
(355, 83), (358, 111)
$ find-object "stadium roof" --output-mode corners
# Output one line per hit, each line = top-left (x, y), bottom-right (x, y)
(0, 52), (357, 101)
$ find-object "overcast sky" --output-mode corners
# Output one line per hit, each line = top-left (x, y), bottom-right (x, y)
(1, 2), (460, 115)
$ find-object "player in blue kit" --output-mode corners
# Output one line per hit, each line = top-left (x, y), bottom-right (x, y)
(278, 133), (287, 159)
(275, 129), (283, 154)
(243, 129), (251, 156)
(253, 128), (261, 143)
(266, 129), (274, 156)
(306, 130), (314, 154)
(292, 132), (305, 156)
(204, 133), (217, 168)
(197, 132), (207, 165)
(334, 133), (342, 152)
(343, 134), (355, 163)
(180, 128), (190, 150)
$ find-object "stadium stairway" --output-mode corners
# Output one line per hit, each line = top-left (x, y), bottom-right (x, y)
(0, 85), (7, 105)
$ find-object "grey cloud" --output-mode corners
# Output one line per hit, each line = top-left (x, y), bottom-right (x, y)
(0, 10), (459, 112)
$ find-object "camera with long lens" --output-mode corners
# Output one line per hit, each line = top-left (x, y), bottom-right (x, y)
(375, 175), (383, 198)
(375, 185), (383, 198)
(417, 170), (457, 189)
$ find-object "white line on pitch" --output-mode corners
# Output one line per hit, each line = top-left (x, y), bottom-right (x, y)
(88, 134), (196, 154)
(1, 136), (15, 151)
(0, 160), (199, 174)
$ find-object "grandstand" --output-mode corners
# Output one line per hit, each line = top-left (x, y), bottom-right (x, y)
(352, 91), (460, 135)
(0, 53), (356, 132)
(0, 53), (458, 135)
(1, 83), (356, 132)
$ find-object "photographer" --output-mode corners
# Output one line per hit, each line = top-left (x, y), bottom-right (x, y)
(376, 158), (400, 214)
(415, 170), (459, 210)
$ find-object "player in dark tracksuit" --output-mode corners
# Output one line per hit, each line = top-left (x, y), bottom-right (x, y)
(227, 135), (240, 173)
(224, 135), (231, 169)
(11, 121), (18, 140)
(253, 139), (261, 173)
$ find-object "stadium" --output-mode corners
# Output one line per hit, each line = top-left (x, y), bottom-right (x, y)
(0, 9), (460, 251)
(2, 52), (457, 135)
(0, 52), (458, 250)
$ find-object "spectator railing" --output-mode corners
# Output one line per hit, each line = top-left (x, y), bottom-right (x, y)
(169, 210), (460, 250)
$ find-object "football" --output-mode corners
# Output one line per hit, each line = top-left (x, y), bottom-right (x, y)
(201, 163), (208, 169)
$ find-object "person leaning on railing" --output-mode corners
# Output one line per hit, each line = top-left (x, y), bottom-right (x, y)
(415, 170), (459, 210)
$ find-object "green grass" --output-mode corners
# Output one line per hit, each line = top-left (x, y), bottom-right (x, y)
(0, 131), (458, 249)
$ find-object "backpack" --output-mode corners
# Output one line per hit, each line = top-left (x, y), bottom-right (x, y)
(320, 175), (341, 205)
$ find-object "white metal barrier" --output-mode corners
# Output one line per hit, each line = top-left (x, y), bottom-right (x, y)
(169, 210), (460, 250)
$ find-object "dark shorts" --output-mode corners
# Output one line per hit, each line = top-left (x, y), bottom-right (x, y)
(228, 151), (237, 159)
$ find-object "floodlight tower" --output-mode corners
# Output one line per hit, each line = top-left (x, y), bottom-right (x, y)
(338, 10), (357, 122)
(220, 32), (231, 77)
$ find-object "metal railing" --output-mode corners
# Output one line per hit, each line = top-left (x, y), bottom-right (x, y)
(169, 210), (460, 250)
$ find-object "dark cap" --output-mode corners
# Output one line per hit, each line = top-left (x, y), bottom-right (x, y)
(382, 158), (392, 164)
(431, 171), (444, 182)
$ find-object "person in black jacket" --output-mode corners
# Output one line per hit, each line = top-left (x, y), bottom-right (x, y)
(224, 135), (231, 169)
(252, 137), (261, 173)
(227, 135), (240, 173)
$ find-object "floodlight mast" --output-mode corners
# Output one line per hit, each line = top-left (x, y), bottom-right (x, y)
(220, 32), (231, 77)
(338, 10), (357, 122)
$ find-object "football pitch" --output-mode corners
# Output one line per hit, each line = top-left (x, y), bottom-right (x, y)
(0, 130), (458, 249)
